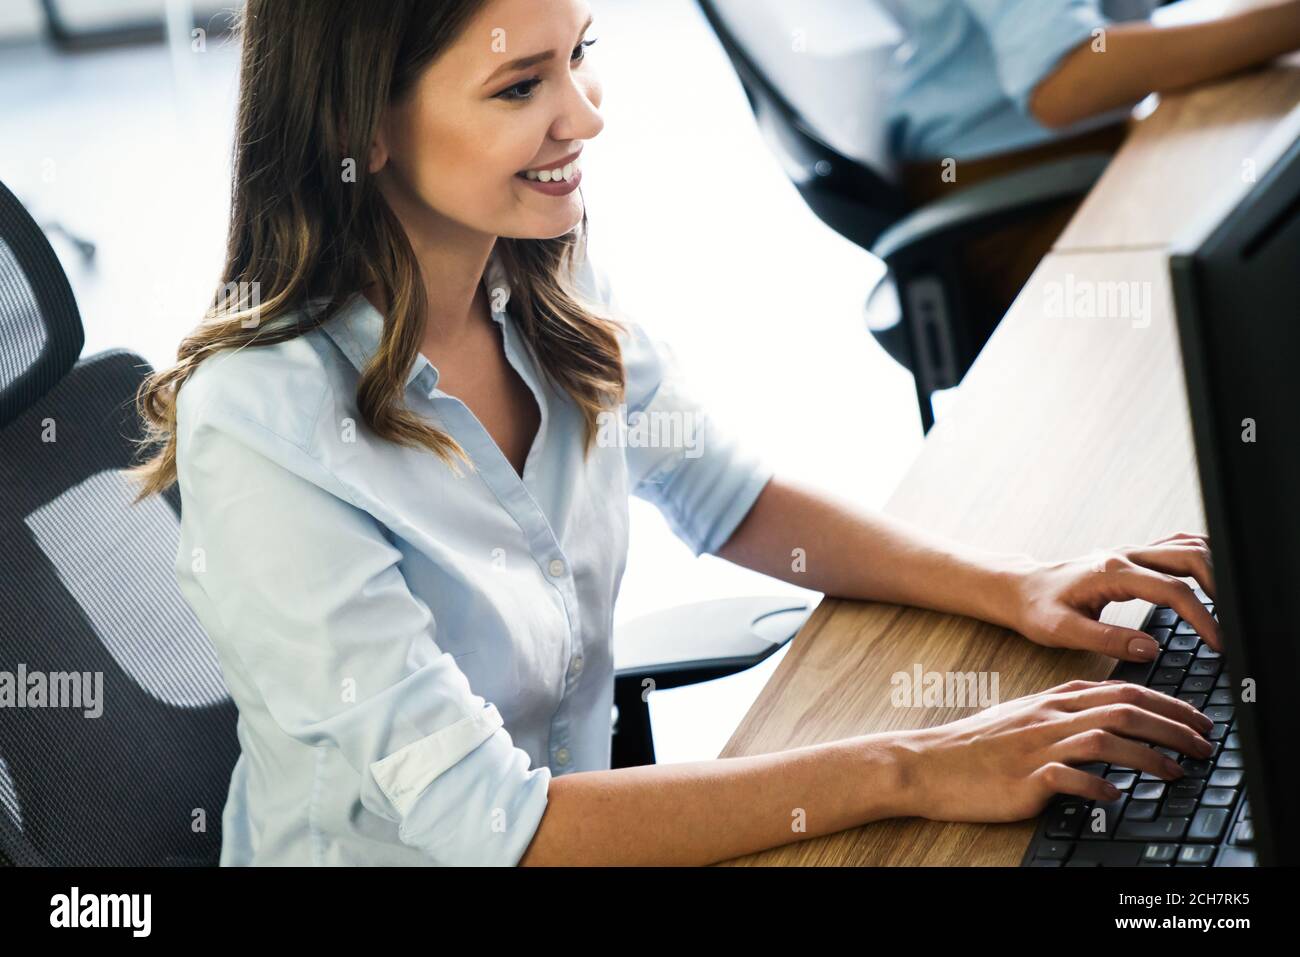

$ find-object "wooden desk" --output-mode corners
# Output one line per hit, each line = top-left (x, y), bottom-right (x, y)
(1055, 55), (1300, 253)
(719, 60), (1300, 866)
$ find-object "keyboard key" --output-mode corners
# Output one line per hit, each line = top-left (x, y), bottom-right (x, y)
(1080, 796), (1127, 839)
(1150, 684), (1179, 697)
(1160, 652), (1193, 668)
(1125, 800), (1160, 822)
(1168, 635), (1199, 653)
(1072, 843), (1143, 866)
(1187, 808), (1230, 842)
(1203, 705), (1234, 723)
(1142, 843), (1178, 863)
(1214, 846), (1257, 867)
(1151, 608), (1178, 627)
(1201, 788), (1238, 808)
(1217, 750), (1244, 769)
(1174, 621), (1198, 635)
(1033, 841), (1072, 861)
(1179, 845), (1215, 864)
(1208, 769), (1242, 788)
(1105, 772), (1137, 791)
(1177, 693), (1208, 710)
(1045, 804), (1086, 839)
(1225, 732), (1241, 749)
(1163, 797), (1197, 816)
(1154, 667), (1187, 684)
(1208, 690), (1233, 706)
(1189, 659), (1221, 677)
(1179, 676), (1215, 694)
(1179, 759), (1212, 778)
(1170, 780), (1205, 798)
(1208, 723), (1229, 742)
(1116, 817), (1190, 841)
(1232, 820), (1254, 845)
(1132, 782), (1166, 801)
(1150, 627), (1172, 648)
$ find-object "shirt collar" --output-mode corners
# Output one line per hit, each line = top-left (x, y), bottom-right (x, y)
(321, 246), (513, 395)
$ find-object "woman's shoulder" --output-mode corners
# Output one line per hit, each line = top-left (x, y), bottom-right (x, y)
(175, 309), (341, 455)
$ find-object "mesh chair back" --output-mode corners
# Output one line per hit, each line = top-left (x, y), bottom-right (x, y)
(0, 179), (239, 866)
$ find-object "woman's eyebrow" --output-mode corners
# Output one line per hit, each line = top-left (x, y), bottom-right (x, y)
(481, 15), (594, 86)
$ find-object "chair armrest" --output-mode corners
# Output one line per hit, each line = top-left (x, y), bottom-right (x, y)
(613, 595), (814, 690)
(871, 153), (1112, 263)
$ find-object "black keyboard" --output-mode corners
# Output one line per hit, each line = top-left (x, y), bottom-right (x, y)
(1022, 594), (1257, 867)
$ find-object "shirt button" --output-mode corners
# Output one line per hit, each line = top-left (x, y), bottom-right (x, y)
(555, 748), (571, 766)
(569, 655), (584, 676)
(548, 558), (565, 577)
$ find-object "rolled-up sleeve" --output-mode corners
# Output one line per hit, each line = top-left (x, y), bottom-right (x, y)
(175, 413), (549, 866)
(965, 0), (1109, 113)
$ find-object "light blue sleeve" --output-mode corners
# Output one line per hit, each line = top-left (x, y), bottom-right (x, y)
(572, 252), (774, 557)
(174, 403), (549, 866)
(619, 322), (774, 557)
(964, 0), (1110, 113)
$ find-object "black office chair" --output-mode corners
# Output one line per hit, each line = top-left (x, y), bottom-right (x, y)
(0, 181), (807, 864)
(697, 0), (1114, 430)
(0, 178), (241, 866)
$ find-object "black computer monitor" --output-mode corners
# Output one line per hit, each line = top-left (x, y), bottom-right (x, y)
(1170, 133), (1300, 867)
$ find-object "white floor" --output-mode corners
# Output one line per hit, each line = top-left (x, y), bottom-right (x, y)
(0, 0), (925, 763)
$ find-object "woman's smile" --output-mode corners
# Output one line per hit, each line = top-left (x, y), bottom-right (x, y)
(516, 149), (584, 195)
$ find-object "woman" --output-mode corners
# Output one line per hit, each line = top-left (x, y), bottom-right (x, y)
(131, 0), (1219, 866)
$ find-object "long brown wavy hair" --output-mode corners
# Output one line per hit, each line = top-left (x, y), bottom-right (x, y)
(129, 0), (626, 502)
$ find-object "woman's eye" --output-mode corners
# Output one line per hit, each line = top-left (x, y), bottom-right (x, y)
(496, 38), (596, 101)
(497, 78), (541, 101)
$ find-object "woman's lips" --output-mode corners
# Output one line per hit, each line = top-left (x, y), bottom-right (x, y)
(516, 167), (582, 196)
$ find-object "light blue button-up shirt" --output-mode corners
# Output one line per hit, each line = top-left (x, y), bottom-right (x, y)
(882, 0), (1158, 161)
(172, 248), (773, 866)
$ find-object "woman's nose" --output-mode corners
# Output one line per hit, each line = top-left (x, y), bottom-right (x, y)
(552, 76), (604, 143)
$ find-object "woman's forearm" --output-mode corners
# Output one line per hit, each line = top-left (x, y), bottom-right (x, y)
(1030, 0), (1300, 129)
(518, 732), (912, 865)
(714, 478), (1029, 631)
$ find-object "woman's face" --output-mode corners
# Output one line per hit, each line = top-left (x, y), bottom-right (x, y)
(371, 0), (603, 242)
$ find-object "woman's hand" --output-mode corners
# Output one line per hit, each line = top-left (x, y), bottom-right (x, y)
(1009, 533), (1219, 662)
(896, 679), (1215, 823)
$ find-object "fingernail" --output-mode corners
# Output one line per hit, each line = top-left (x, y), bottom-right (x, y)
(1129, 638), (1158, 659)
(1196, 739), (1214, 756)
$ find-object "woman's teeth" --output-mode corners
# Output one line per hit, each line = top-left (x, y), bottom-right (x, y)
(523, 162), (579, 183)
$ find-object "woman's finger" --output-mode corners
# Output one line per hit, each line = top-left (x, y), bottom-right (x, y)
(1109, 565), (1221, 651)
(1030, 762), (1120, 803)
(1049, 681), (1213, 735)
(1125, 542), (1216, 602)
(1048, 614), (1160, 661)
(1063, 702), (1214, 758)
(1049, 729), (1184, 781)
(1148, 532), (1209, 548)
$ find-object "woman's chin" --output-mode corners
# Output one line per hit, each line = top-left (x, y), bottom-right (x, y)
(507, 204), (585, 241)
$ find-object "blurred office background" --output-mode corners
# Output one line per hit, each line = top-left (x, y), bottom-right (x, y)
(0, 0), (921, 762)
